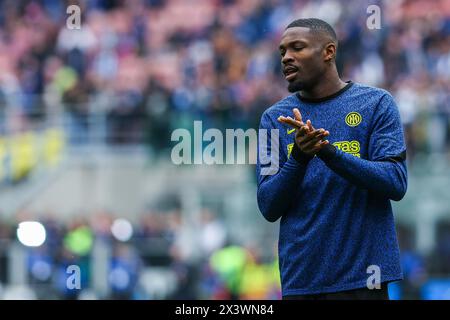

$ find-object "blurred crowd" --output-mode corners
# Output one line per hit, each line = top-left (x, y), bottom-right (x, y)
(0, 0), (450, 300)
(0, 0), (449, 160)
(0, 208), (449, 299)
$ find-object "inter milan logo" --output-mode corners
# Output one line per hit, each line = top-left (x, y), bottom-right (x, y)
(345, 112), (362, 127)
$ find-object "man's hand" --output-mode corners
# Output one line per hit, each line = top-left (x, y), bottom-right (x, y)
(278, 108), (330, 157)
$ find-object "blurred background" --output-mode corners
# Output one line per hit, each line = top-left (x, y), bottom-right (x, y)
(0, 0), (449, 300)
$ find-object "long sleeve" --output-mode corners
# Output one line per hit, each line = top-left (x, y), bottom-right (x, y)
(319, 147), (407, 200)
(256, 112), (311, 222)
(319, 93), (408, 201)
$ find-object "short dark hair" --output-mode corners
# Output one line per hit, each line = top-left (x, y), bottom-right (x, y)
(286, 18), (337, 44)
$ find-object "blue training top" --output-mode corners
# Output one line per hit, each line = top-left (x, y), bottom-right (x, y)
(256, 81), (408, 296)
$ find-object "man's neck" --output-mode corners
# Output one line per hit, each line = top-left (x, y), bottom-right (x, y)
(300, 73), (347, 100)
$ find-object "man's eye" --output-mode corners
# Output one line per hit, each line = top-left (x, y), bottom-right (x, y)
(294, 47), (304, 51)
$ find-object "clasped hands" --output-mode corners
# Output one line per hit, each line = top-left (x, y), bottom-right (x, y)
(277, 108), (330, 157)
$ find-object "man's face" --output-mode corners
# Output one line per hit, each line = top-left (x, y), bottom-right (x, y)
(279, 27), (327, 93)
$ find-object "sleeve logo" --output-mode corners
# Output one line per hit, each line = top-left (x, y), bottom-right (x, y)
(345, 112), (362, 127)
(287, 143), (294, 158)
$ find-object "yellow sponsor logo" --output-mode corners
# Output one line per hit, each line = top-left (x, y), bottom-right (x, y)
(333, 140), (360, 157)
(345, 112), (362, 127)
(287, 128), (296, 135)
(287, 140), (361, 158)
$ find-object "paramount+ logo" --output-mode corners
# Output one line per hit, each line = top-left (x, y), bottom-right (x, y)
(333, 140), (361, 158)
(345, 112), (362, 127)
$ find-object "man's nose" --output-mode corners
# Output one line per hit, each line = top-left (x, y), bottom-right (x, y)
(282, 51), (294, 64)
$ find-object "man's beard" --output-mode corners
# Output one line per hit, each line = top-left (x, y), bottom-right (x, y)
(287, 79), (305, 93)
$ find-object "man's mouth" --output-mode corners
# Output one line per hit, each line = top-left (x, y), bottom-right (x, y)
(284, 66), (299, 81)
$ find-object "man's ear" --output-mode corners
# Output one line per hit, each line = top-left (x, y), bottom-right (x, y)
(323, 42), (336, 62)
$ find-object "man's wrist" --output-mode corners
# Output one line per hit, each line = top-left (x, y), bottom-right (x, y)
(317, 143), (337, 161)
(291, 143), (314, 165)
